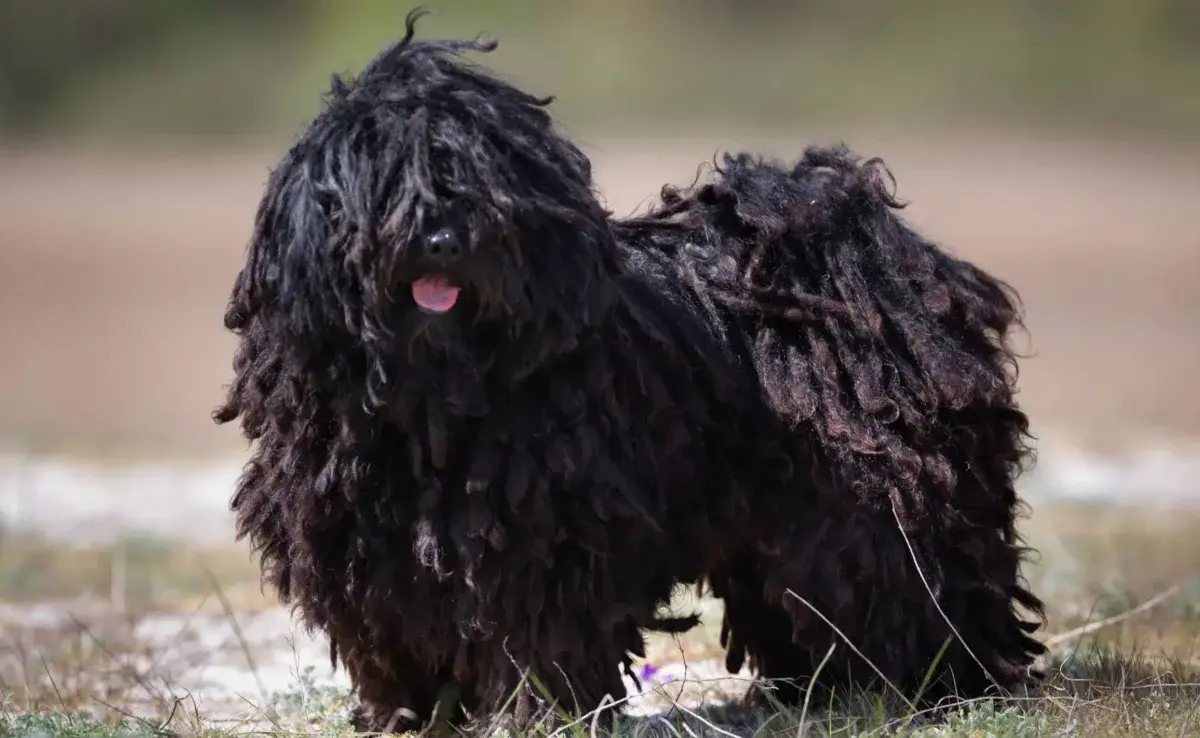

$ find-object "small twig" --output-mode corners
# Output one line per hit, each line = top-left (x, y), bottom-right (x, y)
(590, 693), (613, 738)
(40, 656), (68, 713)
(554, 659), (582, 717)
(161, 696), (184, 732)
(90, 694), (178, 737)
(1044, 584), (1183, 648)
(236, 690), (286, 733)
(661, 697), (741, 738)
(891, 501), (1001, 691)
(110, 545), (127, 613)
(204, 566), (269, 703)
(655, 713), (685, 738)
(548, 686), (640, 738)
(66, 612), (166, 706)
(784, 589), (916, 712)
(180, 691), (205, 731)
(139, 592), (211, 682)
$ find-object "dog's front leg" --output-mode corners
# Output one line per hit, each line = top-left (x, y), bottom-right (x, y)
(460, 554), (633, 734)
(340, 639), (452, 735)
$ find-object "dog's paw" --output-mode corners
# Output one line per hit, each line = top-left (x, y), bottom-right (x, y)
(349, 703), (423, 735)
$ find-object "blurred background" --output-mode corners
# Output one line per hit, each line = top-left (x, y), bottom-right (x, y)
(1, 0), (1199, 573)
(1, 1), (1200, 723)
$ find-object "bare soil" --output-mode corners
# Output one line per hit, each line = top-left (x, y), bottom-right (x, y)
(2, 131), (1197, 456)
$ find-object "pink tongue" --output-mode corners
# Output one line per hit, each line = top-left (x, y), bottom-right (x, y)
(412, 276), (461, 312)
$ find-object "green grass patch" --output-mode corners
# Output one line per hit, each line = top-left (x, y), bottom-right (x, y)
(0, 530), (268, 612)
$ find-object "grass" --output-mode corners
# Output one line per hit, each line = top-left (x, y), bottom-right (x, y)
(0, 531), (269, 612)
(3, 500), (1200, 736)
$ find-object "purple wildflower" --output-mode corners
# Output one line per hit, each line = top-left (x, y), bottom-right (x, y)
(638, 662), (660, 682)
(636, 662), (675, 686)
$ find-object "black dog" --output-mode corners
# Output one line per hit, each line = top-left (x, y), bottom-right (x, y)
(216, 11), (1045, 733)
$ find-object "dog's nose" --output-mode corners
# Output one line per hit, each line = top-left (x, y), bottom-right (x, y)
(424, 227), (463, 266)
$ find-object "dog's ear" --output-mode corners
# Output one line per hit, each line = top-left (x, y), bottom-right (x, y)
(224, 148), (338, 335)
(221, 170), (290, 335)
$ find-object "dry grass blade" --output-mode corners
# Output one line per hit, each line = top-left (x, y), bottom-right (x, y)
(137, 593), (212, 684)
(796, 642), (836, 737)
(236, 691), (287, 734)
(203, 566), (268, 704)
(66, 613), (167, 708)
(891, 500), (1001, 692)
(590, 693), (613, 738)
(1045, 584), (1183, 649)
(658, 696), (742, 738)
(40, 655), (68, 713)
(89, 694), (174, 737)
(784, 589), (916, 712)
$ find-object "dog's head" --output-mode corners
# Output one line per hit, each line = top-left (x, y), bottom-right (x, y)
(220, 11), (616, 419)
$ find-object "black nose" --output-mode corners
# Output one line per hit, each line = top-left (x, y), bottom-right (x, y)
(425, 227), (463, 266)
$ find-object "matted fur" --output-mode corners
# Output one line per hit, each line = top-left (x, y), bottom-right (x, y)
(617, 149), (1045, 705)
(216, 11), (1045, 733)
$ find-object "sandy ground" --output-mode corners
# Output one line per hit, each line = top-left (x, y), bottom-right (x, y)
(0, 591), (753, 728)
(0, 599), (756, 728)
(1, 131), (1198, 458)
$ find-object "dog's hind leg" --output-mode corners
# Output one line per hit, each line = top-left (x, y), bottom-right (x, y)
(342, 643), (455, 735)
(466, 612), (632, 733)
(709, 555), (820, 707)
(721, 502), (1044, 709)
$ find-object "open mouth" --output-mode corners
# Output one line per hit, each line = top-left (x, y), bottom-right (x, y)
(412, 275), (461, 313)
